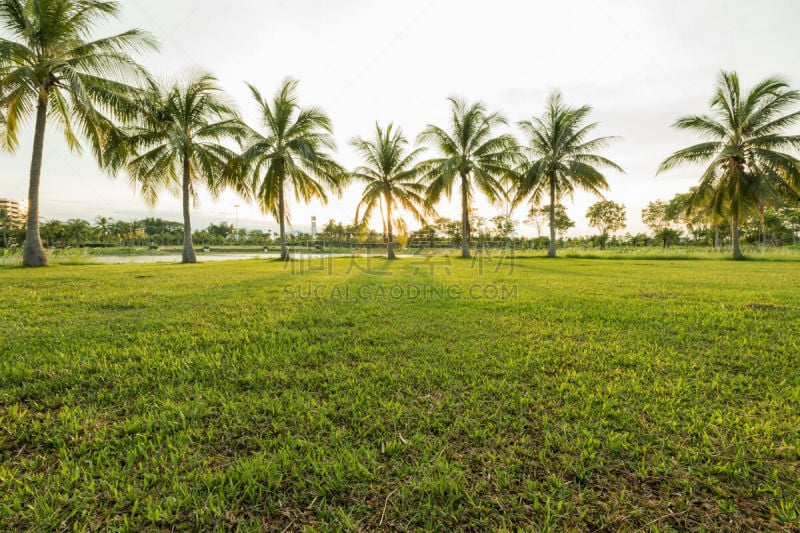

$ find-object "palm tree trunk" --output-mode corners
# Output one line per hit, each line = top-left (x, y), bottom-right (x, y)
(548, 176), (557, 258)
(279, 184), (289, 261)
(714, 226), (720, 249)
(181, 155), (197, 264)
(731, 217), (742, 260)
(386, 195), (396, 260)
(460, 173), (471, 259)
(23, 96), (50, 267)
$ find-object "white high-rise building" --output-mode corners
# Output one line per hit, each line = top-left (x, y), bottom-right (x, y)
(0, 198), (26, 223)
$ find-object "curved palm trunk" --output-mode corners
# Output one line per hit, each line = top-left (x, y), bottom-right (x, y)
(181, 155), (197, 264)
(548, 176), (557, 258)
(279, 184), (289, 261)
(23, 97), (50, 267)
(386, 195), (396, 260)
(731, 217), (742, 260)
(460, 173), (471, 259)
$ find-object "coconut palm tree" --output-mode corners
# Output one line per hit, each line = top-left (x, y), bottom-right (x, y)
(0, 0), (156, 267)
(64, 218), (90, 246)
(109, 220), (131, 245)
(418, 97), (519, 258)
(351, 123), (433, 259)
(108, 73), (246, 263)
(514, 90), (623, 257)
(658, 71), (800, 259)
(94, 216), (112, 243)
(40, 218), (64, 247)
(240, 79), (346, 261)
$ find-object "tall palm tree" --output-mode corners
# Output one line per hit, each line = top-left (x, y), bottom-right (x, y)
(0, 0), (156, 267)
(240, 79), (346, 261)
(418, 97), (519, 258)
(108, 73), (246, 263)
(351, 123), (433, 259)
(514, 91), (623, 257)
(658, 71), (800, 259)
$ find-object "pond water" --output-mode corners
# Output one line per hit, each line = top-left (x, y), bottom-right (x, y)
(88, 252), (414, 264)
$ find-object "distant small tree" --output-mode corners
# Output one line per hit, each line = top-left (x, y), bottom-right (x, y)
(779, 207), (800, 243)
(586, 200), (626, 249)
(490, 214), (516, 239)
(0, 207), (10, 248)
(641, 200), (670, 234)
(432, 217), (462, 246)
(654, 227), (681, 249)
(207, 222), (234, 239)
(552, 204), (575, 239)
(525, 205), (549, 237)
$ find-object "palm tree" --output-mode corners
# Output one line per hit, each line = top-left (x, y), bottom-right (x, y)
(0, 0), (156, 267)
(418, 97), (519, 258)
(109, 220), (131, 245)
(94, 216), (112, 243)
(514, 91), (623, 257)
(40, 218), (64, 247)
(64, 218), (90, 246)
(658, 71), (800, 259)
(351, 123), (433, 259)
(240, 79), (346, 261)
(109, 73), (246, 263)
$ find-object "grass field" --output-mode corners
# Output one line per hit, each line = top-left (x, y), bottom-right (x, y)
(1, 256), (798, 531)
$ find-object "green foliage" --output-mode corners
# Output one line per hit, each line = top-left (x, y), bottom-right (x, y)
(351, 123), (433, 259)
(654, 227), (682, 249)
(0, 0), (156, 265)
(659, 71), (800, 259)
(240, 78), (346, 261)
(514, 90), (623, 257)
(0, 260), (798, 530)
(0, 0), (156, 152)
(585, 200), (626, 235)
(641, 200), (671, 233)
(106, 73), (245, 263)
(418, 97), (519, 257)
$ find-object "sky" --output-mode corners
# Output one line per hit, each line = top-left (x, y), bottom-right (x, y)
(2, 0), (800, 237)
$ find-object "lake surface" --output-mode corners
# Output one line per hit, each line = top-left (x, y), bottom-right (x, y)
(89, 253), (415, 264)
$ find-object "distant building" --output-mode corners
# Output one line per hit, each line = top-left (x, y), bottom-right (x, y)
(0, 198), (26, 223)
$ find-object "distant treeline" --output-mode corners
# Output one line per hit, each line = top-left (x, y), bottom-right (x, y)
(3, 202), (798, 250)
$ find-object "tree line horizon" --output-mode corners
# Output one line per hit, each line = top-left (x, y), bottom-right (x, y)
(2, 0), (799, 266)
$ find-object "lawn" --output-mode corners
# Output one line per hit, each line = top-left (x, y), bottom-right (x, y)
(0, 256), (798, 531)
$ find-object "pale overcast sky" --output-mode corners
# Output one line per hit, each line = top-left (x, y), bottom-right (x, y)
(2, 0), (799, 236)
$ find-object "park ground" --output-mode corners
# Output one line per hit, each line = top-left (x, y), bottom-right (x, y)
(0, 256), (798, 531)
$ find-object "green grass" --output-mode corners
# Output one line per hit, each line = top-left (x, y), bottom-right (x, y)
(1, 257), (798, 531)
